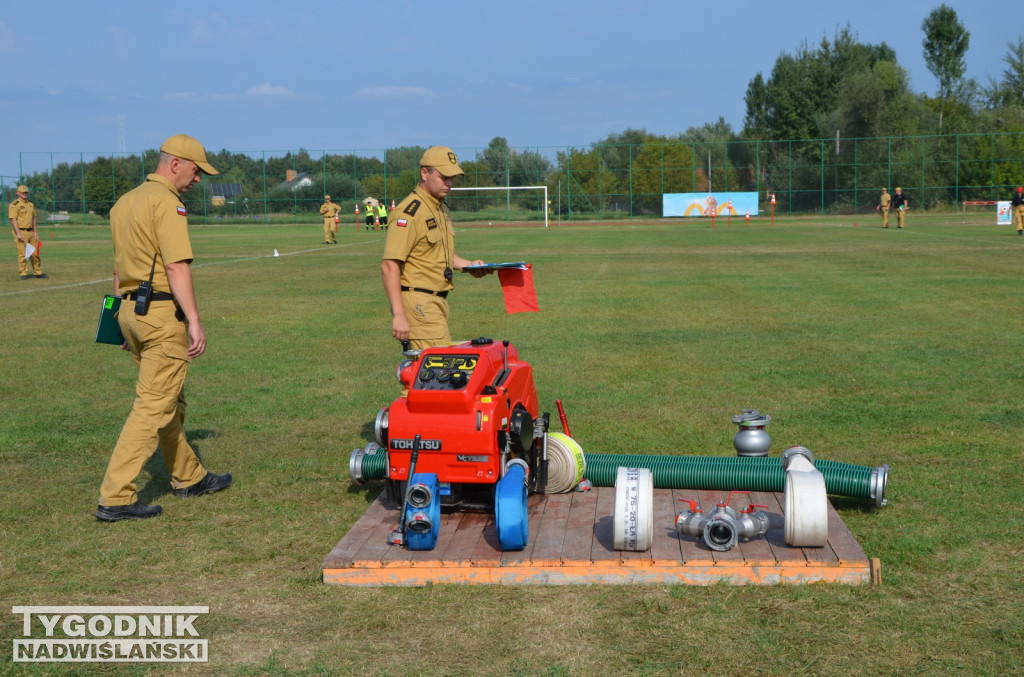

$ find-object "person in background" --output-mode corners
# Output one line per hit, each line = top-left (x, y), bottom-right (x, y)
(1012, 186), (1024, 236)
(319, 194), (341, 244)
(877, 187), (891, 229)
(892, 187), (908, 229)
(366, 200), (377, 231)
(9, 184), (45, 280)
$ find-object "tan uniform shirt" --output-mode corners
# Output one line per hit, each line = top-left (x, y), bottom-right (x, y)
(879, 192), (891, 209)
(8, 198), (36, 231)
(110, 173), (193, 295)
(382, 186), (455, 293)
(320, 202), (341, 219)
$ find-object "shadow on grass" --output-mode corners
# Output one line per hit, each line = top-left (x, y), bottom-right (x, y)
(829, 495), (886, 514)
(136, 428), (218, 504)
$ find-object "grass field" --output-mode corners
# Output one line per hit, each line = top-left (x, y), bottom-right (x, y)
(2, 213), (1023, 675)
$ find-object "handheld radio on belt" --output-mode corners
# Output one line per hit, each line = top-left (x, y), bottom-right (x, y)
(134, 253), (157, 316)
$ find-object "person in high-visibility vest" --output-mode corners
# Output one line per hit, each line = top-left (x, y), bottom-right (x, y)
(319, 195), (341, 244)
(365, 200), (376, 230)
(377, 202), (388, 230)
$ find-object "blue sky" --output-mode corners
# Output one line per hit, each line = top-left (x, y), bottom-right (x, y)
(0, 0), (1014, 179)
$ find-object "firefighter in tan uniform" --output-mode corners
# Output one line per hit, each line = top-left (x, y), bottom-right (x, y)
(877, 187), (891, 228)
(96, 134), (232, 522)
(1012, 186), (1024, 236)
(9, 184), (46, 279)
(319, 194), (341, 244)
(381, 146), (490, 351)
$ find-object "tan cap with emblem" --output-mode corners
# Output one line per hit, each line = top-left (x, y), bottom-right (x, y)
(160, 134), (219, 175)
(17, 184), (28, 193)
(420, 146), (464, 177)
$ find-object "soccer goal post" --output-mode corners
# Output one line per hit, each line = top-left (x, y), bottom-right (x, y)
(449, 186), (549, 228)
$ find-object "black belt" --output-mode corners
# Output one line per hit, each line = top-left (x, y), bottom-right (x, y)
(124, 291), (175, 302)
(401, 286), (448, 298)
(19, 227), (33, 231)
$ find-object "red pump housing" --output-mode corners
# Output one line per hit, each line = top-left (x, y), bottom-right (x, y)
(378, 337), (545, 509)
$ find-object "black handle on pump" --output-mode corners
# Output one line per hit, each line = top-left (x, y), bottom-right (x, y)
(389, 434), (421, 546)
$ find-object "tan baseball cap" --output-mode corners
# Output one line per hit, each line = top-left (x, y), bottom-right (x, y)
(17, 184), (28, 193)
(325, 194), (331, 200)
(420, 146), (464, 177)
(160, 134), (219, 175)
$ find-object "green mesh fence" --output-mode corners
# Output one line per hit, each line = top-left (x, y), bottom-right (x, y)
(11, 132), (1024, 226)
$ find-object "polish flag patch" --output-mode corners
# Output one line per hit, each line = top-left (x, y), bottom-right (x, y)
(396, 219), (408, 227)
(176, 206), (187, 216)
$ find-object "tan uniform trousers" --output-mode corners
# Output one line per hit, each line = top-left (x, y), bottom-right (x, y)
(896, 208), (905, 228)
(880, 207), (889, 228)
(402, 290), (451, 351)
(1015, 206), (1024, 232)
(323, 218), (335, 242)
(14, 230), (41, 276)
(99, 300), (206, 506)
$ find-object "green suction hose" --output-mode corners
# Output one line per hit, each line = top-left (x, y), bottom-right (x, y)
(582, 454), (887, 507)
(348, 443), (889, 507)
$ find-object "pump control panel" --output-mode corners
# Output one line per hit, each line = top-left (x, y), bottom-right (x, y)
(415, 354), (478, 390)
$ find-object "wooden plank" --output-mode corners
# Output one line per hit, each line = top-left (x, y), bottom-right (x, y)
(470, 514), (503, 567)
(649, 486), (684, 566)
(409, 510), (466, 567)
(350, 505), (407, 568)
(439, 511), (490, 565)
(501, 493), (548, 566)
(321, 489), (873, 587)
(758, 490), (809, 565)
(530, 492), (572, 567)
(591, 486), (620, 564)
(560, 490), (598, 563)
(734, 491), (779, 567)
(323, 561), (871, 587)
(825, 500), (868, 566)
(321, 494), (394, 569)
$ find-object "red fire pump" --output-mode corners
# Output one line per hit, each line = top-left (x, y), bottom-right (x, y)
(358, 337), (551, 550)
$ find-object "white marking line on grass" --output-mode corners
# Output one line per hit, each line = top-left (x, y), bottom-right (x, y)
(0, 239), (378, 298)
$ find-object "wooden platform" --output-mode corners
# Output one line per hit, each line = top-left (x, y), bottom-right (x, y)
(322, 488), (878, 587)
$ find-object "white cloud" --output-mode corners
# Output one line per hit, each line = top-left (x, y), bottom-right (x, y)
(246, 83), (295, 97)
(162, 91), (198, 100)
(356, 86), (436, 99)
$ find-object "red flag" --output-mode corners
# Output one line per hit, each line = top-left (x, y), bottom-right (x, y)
(497, 264), (539, 313)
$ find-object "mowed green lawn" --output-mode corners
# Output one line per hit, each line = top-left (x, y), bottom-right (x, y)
(1, 213), (1022, 675)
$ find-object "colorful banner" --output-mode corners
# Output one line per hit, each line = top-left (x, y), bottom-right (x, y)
(997, 201), (1012, 225)
(663, 192), (759, 218)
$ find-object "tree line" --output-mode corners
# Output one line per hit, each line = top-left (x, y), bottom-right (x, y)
(12, 5), (1024, 219)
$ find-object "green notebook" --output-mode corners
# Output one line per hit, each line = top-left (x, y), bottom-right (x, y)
(95, 295), (125, 345)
